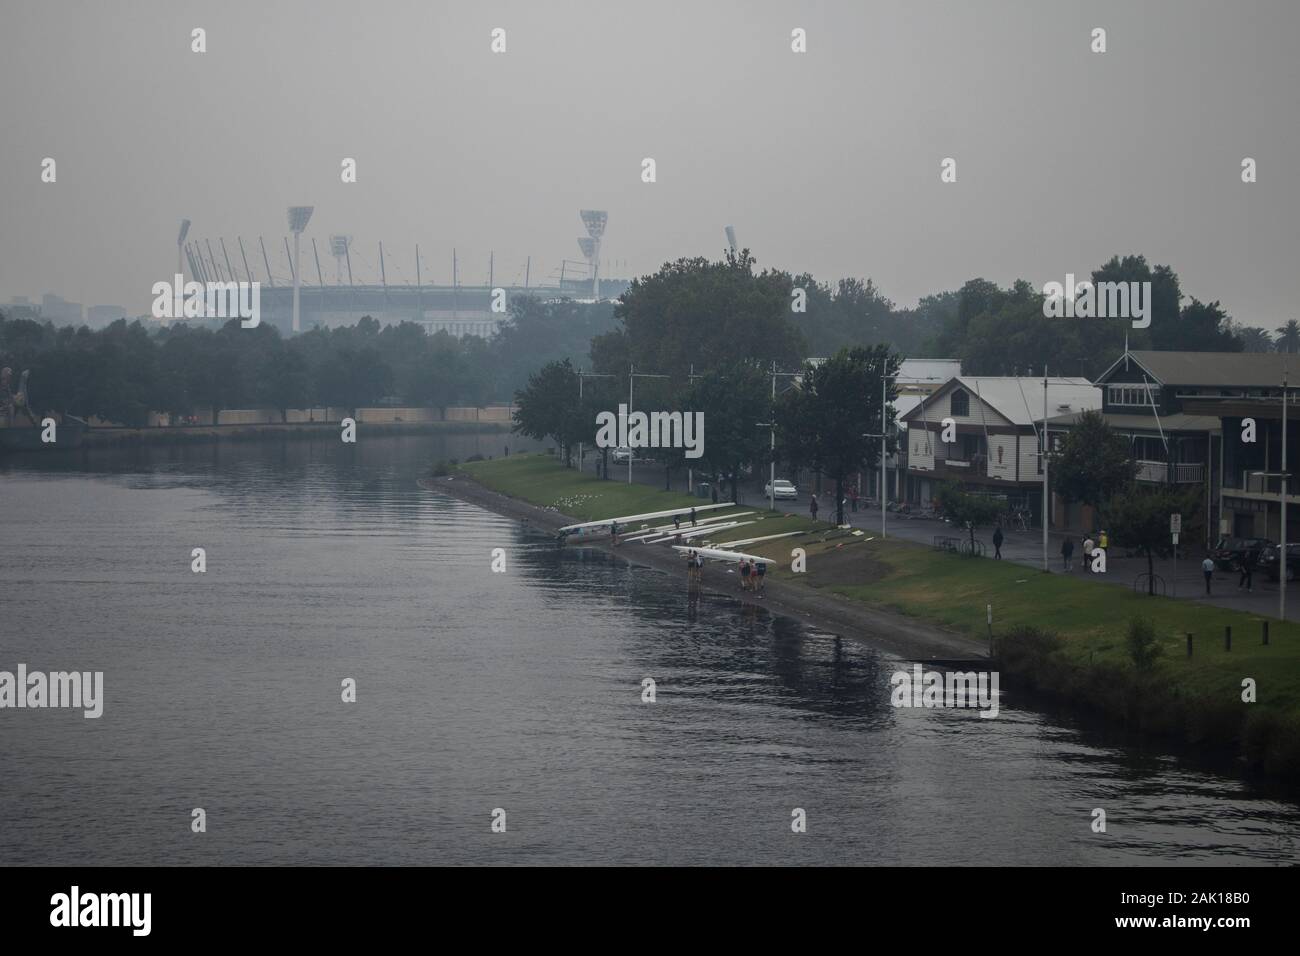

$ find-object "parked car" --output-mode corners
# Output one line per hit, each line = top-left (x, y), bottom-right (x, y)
(1259, 543), (1300, 582)
(764, 479), (798, 500)
(1210, 537), (1274, 572)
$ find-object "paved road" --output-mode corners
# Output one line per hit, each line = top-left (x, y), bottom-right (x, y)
(576, 452), (1298, 622)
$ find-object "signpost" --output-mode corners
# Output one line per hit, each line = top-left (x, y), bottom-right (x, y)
(1170, 514), (1182, 596)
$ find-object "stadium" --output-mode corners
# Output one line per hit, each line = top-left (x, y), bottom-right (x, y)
(173, 210), (632, 337)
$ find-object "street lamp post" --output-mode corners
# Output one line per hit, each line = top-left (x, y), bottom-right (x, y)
(764, 362), (801, 512)
(577, 369), (615, 474)
(864, 371), (898, 538)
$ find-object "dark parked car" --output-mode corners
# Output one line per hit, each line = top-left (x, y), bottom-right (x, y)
(1211, 537), (1274, 572)
(1259, 543), (1300, 582)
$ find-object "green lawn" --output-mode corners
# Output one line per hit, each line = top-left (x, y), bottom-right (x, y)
(458, 454), (1300, 746)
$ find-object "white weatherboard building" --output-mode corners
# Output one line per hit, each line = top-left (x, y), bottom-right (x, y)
(900, 376), (1101, 523)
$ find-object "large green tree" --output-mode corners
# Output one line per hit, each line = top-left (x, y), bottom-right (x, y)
(683, 361), (771, 504)
(1107, 486), (1201, 595)
(598, 250), (805, 381)
(776, 345), (899, 524)
(512, 359), (585, 466)
(1050, 410), (1139, 510)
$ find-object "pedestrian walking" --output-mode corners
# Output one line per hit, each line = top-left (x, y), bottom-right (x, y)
(689, 507), (698, 527)
(755, 559), (766, 595)
(610, 520), (620, 546)
(992, 527), (1004, 560)
(1238, 549), (1256, 592)
(739, 558), (751, 591)
(1099, 529), (1109, 551)
(1083, 536), (1095, 572)
(810, 493), (820, 522)
(1061, 537), (1074, 571)
(1202, 554), (1215, 595)
(673, 514), (681, 531)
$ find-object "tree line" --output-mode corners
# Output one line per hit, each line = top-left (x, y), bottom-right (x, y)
(0, 298), (618, 426)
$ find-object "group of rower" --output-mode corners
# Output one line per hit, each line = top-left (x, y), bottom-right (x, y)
(684, 548), (704, 585)
(738, 557), (767, 595)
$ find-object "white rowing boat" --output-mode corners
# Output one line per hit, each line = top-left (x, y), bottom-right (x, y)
(644, 520), (755, 543)
(558, 502), (736, 539)
(711, 530), (807, 549)
(621, 511), (755, 542)
(672, 545), (774, 566)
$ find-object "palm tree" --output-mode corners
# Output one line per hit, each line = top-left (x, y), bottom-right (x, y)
(1276, 320), (1300, 354)
(1238, 325), (1275, 353)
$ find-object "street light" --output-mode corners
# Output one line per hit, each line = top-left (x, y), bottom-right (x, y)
(577, 370), (615, 475)
(763, 362), (801, 511)
(864, 369), (899, 538)
(287, 206), (314, 333)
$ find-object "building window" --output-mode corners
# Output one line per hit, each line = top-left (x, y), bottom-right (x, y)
(1107, 383), (1158, 407)
(950, 389), (969, 417)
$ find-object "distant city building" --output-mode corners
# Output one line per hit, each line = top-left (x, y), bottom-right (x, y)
(4, 296), (41, 321)
(41, 293), (83, 325)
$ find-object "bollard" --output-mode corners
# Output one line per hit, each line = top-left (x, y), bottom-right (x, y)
(1225, 626), (1232, 652)
(1263, 620), (1270, 646)
(1186, 633), (1194, 658)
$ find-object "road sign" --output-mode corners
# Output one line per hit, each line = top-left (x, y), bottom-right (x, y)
(1170, 514), (1182, 534)
(1172, 531), (1180, 545)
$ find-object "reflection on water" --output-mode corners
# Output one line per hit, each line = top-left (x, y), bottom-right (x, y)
(1, 435), (1297, 865)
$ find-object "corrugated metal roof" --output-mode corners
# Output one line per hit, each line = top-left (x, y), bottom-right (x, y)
(898, 358), (961, 383)
(1044, 410), (1221, 432)
(1102, 351), (1295, 387)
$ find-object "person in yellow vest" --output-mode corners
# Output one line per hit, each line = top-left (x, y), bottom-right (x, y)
(1098, 530), (1109, 551)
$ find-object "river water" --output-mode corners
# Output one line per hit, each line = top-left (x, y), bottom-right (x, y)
(1, 434), (1297, 865)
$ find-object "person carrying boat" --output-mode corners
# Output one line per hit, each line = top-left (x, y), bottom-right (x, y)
(610, 520), (620, 546)
(739, 558), (751, 591)
(755, 559), (767, 595)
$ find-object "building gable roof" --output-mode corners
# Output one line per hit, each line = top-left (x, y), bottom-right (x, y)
(900, 376), (1099, 428)
(1095, 350), (1294, 388)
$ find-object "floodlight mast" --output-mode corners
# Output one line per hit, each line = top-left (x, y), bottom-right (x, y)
(177, 219), (191, 280)
(580, 210), (607, 300)
(287, 206), (314, 333)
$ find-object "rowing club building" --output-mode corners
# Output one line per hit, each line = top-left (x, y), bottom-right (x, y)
(899, 376), (1100, 524)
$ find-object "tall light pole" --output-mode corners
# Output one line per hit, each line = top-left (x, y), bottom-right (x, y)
(1042, 367), (1050, 573)
(578, 369), (615, 474)
(764, 361), (800, 511)
(580, 210), (607, 300)
(1284, 367), (1289, 622)
(287, 206), (314, 333)
(177, 219), (191, 280)
(864, 370), (898, 537)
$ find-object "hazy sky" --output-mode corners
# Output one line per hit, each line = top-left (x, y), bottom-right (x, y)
(3, 0), (1297, 329)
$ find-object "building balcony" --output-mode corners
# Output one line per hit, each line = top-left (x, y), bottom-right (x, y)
(1135, 460), (1205, 483)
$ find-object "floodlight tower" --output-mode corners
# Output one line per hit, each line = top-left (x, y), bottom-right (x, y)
(579, 210), (607, 299)
(577, 237), (596, 285)
(287, 206), (314, 332)
(177, 219), (191, 279)
(329, 235), (352, 284)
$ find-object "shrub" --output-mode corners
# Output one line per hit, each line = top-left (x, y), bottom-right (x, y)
(1126, 616), (1163, 672)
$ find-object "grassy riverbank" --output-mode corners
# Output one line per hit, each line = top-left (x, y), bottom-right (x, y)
(461, 453), (1300, 783)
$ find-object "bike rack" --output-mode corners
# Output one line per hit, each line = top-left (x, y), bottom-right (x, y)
(1133, 572), (1167, 596)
